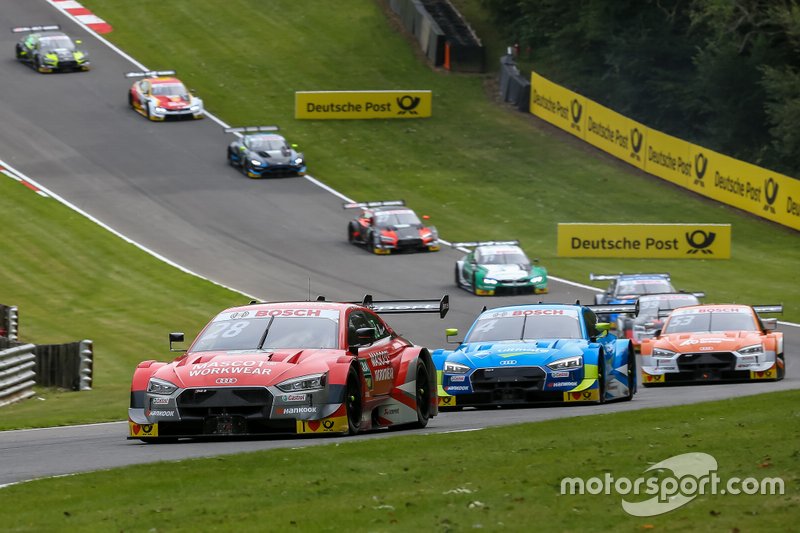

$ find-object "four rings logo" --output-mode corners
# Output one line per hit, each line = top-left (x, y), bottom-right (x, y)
(215, 377), (238, 384)
(499, 360), (517, 365)
(694, 153), (708, 187)
(685, 230), (716, 255)
(764, 177), (779, 213)
(396, 95), (420, 115)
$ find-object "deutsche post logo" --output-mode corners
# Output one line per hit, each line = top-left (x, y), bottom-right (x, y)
(396, 95), (420, 115)
(570, 99), (582, 131)
(630, 128), (643, 160)
(685, 230), (716, 254)
(694, 153), (708, 187)
(322, 419), (335, 429)
(764, 177), (779, 214)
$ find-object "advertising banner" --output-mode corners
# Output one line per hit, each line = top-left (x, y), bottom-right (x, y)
(557, 223), (731, 259)
(295, 91), (431, 119)
(644, 128), (692, 188)
(584, 100), (646, 170)
(530, 72), (586, 139)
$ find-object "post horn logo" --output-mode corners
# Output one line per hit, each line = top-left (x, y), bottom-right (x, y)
(396, 95), (420, 115)
(764, 177), (779, 213)
(630, 128), (643, 160)
(685, 230), (716, 254)
(694, 153), (708, 187)
(322, 419), (335, 429)
(570, 99), (582, 126)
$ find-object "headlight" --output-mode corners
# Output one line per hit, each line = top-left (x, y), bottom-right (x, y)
(483, 278), (498, 285)
(420, 232), (433, 239)
(652, 348), (676, 358)
(738, 344), (764, 355)
(276, 373), (326, 393)
(147, 378), (178, 395)
(250, 159), (263, 166)
(44, 56), (57, 63)
(155, 107), (167, 113)
(444, 361), (470, 374)
(294, 157), (304, 165)
(380, 234), (395, 242)
(547, 355), (582, 371)
(530, 276), (543, 283)
(190, 105), (200, 112)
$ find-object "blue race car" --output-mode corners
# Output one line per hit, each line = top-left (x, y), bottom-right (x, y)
(225, 126), (306, 178)
(432, 303), (637, 408)
(590, 272), (675, 322)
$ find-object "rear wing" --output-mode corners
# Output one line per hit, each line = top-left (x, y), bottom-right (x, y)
(451, 240), (519, 248)
(12, 25), (60, 33)
(224, 126), (279, 134)
(125, 70), (177, 78)
(753, 305), (783, 315)
(352, 294), (449, 319)
(589, 272), (671, 281)
(587, 303), (638, 317)
(343, 200), (405, 210)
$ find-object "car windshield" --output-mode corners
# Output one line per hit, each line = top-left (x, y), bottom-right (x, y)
(248, 137), (289, 152)
(638, 296), (699, 318)
(152, 83), (189, 97)
(374, 210), (421, 227)
(466, 312), (583, 342)
(191, 316), (339, 351)
(617, 279), (674, 296)
(477, 249), (529, 266)
(663, 311), (758, 334)
(40, 36), (74, 51)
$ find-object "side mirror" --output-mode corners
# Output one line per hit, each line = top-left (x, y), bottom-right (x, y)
(75, 39), (82, 44)
(762, 318), (777, 331)
(653, 328), (662, 338)
(446, 328), (461, 345)
(356, 327), (375, 345)
(169, 332), (185, 352)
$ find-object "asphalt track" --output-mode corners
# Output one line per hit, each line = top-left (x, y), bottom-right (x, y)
(0, 1), (797, 487)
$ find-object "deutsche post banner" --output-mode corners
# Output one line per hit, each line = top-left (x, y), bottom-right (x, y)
(584, 100), (646, 170)
(530, 72), (586, 139)
(557, 223), (731, 259)
(644, 128), (692, 188)
(295, 91), (432, 119)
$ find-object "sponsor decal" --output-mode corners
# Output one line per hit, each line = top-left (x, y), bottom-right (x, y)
(369, 351), (390, 367)
(630, 127), (643, 160)
(679, 338), (726, 346)
(129, 422), (158, 437)
(499, 360), (517, 366)
(279, 406), (318, 415)
(750, 368), (777, 380)
(642, 373), (665, 383)
(215, 377), (238, 384)
(685, 230), (716, 255)
(359, 359), (373, 389)
(449, 375), (466, 382)
(296, 416), (347, 433)
(382, 407), (401, 416)
(764, 178), (779, 213)
(151, 397), (170, 405)
(548, 381), (578, 388)
(295, 91), (432, 120)
(189, 360), (272, 377)
(551, 371), (570, 378)
(564, 389), (599, 402)
(147, 410), (175, 417)
(445, 385), (470, 392)
(438, 396), (456, 406)
(512, 309), (566, 316)
(694, 153), (708, 187)
(281, 394), (307, 402)
(255, 308), (322, 317)
(374, 367), (394, 381)
(570, 99), (583, 131)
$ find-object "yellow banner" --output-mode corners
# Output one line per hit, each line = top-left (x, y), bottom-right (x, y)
(644, 128), (692, 188)
(295, 91), (431, 119)
(584, 100), (646, 170)
(688, 145), (800, 230)
(557, 223), (731, 258)
(530, 72), (586, 139)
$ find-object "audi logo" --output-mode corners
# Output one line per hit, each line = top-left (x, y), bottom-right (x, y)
(215, 378), (238, 384)
(499, 360), (517, 366)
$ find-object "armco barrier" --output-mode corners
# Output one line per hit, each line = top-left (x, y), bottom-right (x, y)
(499, 54), (530, 111)
(389, 0), (482, 71)
(0, 343), (37, 407)
(35, 340), (94, 391)
(0, 304), (18, 341)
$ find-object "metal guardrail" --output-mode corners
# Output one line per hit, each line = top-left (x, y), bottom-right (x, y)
(34, 340), (93, 391)
(0, 343), (37, 408)
(0, 304), (19, 341)
(499, 54), (531, 111)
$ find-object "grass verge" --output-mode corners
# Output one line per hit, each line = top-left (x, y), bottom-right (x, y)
(3, 390), (799, 531)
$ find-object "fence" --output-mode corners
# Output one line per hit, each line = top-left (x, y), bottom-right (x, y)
(0, 343), (37, 407)
(0, 304), (18, 341)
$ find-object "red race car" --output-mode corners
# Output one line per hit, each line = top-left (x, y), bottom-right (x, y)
(345, 200), (440, 254)
(640, 304), (784, 385)
(128, 295), (448, 442)
(125, 70), (204, 121)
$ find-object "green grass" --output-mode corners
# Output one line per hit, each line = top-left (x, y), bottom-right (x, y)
(3, 391), (798, 531)
(0, 0), (796, 431)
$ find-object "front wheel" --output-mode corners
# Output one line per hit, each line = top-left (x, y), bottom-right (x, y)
(348, 222), (358, 244)
(412, 360), (432, 428)
(777, 353), (786, 381)
(622, 348), (636, 401)
(596, 357), (606, 404)
(454, 265), (462, 288)
(345, 366), (362, 435)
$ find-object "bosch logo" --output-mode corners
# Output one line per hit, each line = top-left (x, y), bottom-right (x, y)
(215, 378), (238, 384)
(499, 360), (517, 365)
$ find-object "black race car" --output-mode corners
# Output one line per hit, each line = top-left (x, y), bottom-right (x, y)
(13, 25), (90, 73)
(226, 126), (306, 178)
(344, 201), (439, 254)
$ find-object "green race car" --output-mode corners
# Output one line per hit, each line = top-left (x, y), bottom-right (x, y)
(13, 25), (90, 73)
(453, 241), (548, 296)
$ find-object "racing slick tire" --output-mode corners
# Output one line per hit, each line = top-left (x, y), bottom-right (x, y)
(454, 265), (462, 288)
(345, 366), (362, 435)
(146, 102), (155, 121)
(15, 45), (24, 60)
(597, 356), (606, 404)
(369, 232), (382, 255)
(348, 222), (358, 244)
(471, 272), (480, 296)
(412, 360), (432, 428)
(777, 353), (786, 381)
(594, 294), (604, 305)
(227, 148), (237, 167)
(35, 55), (48, 73)
(622, 347), (635, 402)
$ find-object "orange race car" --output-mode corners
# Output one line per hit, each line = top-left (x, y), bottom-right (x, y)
(640, 304), (784, 385)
